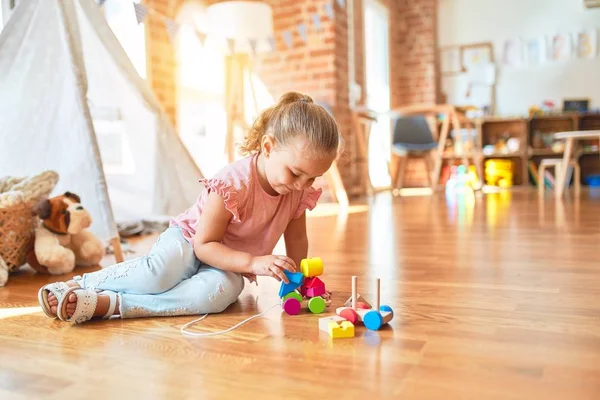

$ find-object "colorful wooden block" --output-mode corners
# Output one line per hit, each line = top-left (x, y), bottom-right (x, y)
(363, 310), (383, 331)
(318, 315), (346, 332)
(339, 308), (359, 324)
(282, 298), (301, 315)
(303, 277), (324, 288)
(328, 321), (355, 338)
(282, 291), (302, 303)
(362, 310), (393, 330)
(308, 296), (326, 314)
(306, 285), (326, 298)
(287, 271), (305, 285)
(303, 277), (325, 298)
(300, 257), (323, 277)
(278, 270), (304, 297)
(380, 305), (394, 320)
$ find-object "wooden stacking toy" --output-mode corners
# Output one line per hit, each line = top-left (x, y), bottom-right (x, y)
(334, 276), (393, 331)
(280, 257), (328, 315)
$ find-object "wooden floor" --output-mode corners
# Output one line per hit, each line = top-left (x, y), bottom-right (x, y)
(1, 188), (600, 399)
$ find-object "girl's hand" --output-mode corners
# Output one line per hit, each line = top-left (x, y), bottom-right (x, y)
(242, 273), (258, 285)
(250, 255), (296, 283)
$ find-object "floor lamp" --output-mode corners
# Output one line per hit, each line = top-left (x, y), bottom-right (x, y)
(206, 1), (271, 163)
(206, 2), (349, 207)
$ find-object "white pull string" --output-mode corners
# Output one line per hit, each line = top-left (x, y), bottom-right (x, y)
(180, 299), (282, 337)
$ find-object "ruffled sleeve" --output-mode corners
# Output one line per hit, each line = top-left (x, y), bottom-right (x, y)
(293, 187), (322, 219)
(199, 178), (243, 223)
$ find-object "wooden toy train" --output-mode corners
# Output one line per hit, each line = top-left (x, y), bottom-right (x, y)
(279, 257), (328, 315)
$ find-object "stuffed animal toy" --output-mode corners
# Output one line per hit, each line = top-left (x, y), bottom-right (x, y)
(27, 192), (105, 275)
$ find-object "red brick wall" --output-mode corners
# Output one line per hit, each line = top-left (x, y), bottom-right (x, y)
(144, 0), (178, 127)
(390, 0), (437, 108)
(143, 0), (438, 193)
(388, 0), (438, 187)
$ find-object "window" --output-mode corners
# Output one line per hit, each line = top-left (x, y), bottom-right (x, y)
(103, 0), (146, 79)
(364, 0), (391, 188)
(176, 1), (229, 178)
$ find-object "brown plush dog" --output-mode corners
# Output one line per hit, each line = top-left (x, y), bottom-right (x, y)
(27, 192), (105, 275)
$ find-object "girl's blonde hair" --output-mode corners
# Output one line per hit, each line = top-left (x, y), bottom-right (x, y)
(239, 92), (342, 158)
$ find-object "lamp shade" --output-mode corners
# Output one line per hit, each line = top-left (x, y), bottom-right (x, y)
(206, 1), (273, 53)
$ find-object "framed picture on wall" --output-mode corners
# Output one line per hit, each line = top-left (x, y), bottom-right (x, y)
(563, 98), (589, 113)
(461, 43), (493, 70)
(440, 47), (462, 75)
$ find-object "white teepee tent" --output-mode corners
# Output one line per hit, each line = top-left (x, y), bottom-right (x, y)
(0, 0), (204, 250)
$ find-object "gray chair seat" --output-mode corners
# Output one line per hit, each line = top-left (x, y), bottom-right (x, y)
(390, 115), (438, 190)
(393, 141), (438, 153)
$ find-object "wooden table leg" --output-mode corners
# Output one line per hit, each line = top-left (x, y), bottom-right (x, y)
(432, 114), (451, 190)
(111, 237), (124, 263)
(556, 137), (574, 198)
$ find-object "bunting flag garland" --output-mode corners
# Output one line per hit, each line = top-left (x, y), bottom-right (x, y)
(227, 38), (236, 55)
(164, 18), (180, 44)
(133, 3), (148, 25)
(283, 31), (293, 49)
(297, 23), (307, 43)
(267, 36), (276, 52)
(311, 13), (322, 31)
(100, 0), (347, 55)
(195, 30), (207, 47)
(248, 38), (258, 57)
(324, 3), (334, 20)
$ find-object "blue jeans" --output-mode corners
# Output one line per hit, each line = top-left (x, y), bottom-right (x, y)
(73, 227), (244, 318)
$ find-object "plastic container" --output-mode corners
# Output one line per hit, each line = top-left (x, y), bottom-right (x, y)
(586, 174), (600, 187)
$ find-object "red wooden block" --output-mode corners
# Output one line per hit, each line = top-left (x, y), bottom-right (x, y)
(339, 308), (359, 324)
(306, 285), (325, 298)
(304, 277), (324, 288)
(299, 284), (308, 297)
(302, 277), (326, 298)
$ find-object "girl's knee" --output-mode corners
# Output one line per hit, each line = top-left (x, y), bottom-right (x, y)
(204, 271), (244, 313)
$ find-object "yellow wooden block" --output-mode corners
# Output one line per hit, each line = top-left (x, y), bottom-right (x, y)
(328, 321), (355, 339)
(318, 315), (346, 333)
(300, 257), (323, 277)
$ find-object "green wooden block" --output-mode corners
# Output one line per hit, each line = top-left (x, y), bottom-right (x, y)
(282, 291), (302, 303)
(308, 296), (326, 314)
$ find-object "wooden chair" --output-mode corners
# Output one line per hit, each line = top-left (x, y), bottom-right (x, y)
(538, 158), (580, 196)
(389, 115), (438, 190)
(387, 104), (482, 193)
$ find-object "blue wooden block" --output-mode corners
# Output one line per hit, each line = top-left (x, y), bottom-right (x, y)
(380, 305), (394, 320)
(363, 310), (384, 331)
(279, 282), (297, 298)
(287, 271), (304, 285)
(278, 271), (304, 298)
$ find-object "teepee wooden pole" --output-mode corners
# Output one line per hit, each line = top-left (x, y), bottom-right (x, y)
(111, 237), (124, 263)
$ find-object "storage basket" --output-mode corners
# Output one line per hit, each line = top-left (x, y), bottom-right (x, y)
(0, 202), (38, 272)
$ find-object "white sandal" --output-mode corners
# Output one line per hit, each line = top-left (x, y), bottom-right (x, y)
(56, 287), (118, 324)
(38, 282), (71, 318)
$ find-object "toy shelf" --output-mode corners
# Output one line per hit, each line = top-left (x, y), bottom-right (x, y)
(450, 112), (600, 189)
(529, 115), (577, 155)
(528, 113), (600, 186)
(478, 118), (529, 187)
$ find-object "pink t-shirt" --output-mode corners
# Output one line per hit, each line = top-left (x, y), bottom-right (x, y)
(170, 154), (322, 257)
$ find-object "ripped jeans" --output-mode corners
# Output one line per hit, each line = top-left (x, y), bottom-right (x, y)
(72, 226), (244, 318)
